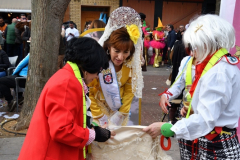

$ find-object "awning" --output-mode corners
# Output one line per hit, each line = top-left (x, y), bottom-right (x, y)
(0, 0), (31, 13)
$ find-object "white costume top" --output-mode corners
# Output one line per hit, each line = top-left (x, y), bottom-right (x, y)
(65, 27), (79, 41)
(164, 56), (195, 101)
(171, 57), (240, 140)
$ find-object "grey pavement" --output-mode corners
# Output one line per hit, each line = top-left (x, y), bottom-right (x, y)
(0, 137), (24, 160)
(0, 136), (180, 160)
(141, 65), (180, 160)
(143, 65), (172, 76)
(0, 66), (180, 160)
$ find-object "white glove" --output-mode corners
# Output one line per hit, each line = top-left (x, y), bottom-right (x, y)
(109, 111), (125, 126)
(98, 114), (108, 126)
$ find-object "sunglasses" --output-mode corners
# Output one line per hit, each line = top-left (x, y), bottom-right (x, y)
(185, 43), (193, 55)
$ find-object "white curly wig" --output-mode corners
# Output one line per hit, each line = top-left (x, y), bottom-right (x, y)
(183, 14), (235, 62)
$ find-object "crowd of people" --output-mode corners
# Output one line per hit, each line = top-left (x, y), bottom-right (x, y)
(0, 14), (31, 110)
(1, 5), (240, 160)
(0, 14), (31, 61)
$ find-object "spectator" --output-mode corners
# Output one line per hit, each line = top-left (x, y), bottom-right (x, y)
(15, 14), (26, 64)
(4, 18), (17, 57)
(65, 21), (79, 41)
(21, 22), (31, 58)
(139, 13), (146, 26)
(58, 26), (66, 69)
(0, 17), (7, 33)
(87, 20), (106, 40)
(139, 12), (147, 71)
(171, 25), (188, 83)
(171, 25), (186, 84)
(166, 24), (176, 66)
(20, 14), (27, 22)
(61, 25), (65, 38)
(162, 27), (169, 66)
(88, 20), (106, 29)
(0, 45), (11, 77)
(27, 15), (31, 22)
(0, 54), (29, 111)
(168, 25), (188, 122)
(83, 21), (92, 32)
(4, 19), (9, 25)
(0, 30), (4, 49)
(176, 25), (185, 41)
(0, 17), (7, 50)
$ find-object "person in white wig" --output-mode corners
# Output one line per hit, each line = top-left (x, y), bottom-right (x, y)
(144, 14), (240, 159)
(89, 7), (144, 126)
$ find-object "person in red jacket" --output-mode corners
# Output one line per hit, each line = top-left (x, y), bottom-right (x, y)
(18, 37), (115, 160)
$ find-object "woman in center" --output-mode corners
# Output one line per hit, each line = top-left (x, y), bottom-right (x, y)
(89, 7), (143, 127)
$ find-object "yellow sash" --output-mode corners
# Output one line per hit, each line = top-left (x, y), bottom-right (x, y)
(67, 61), (87, 159)
(185, 57), (193, 102)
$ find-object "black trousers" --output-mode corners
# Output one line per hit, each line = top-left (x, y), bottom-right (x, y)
(0, 75), (26, 103)
(6, 44), (17, 57)
(162, 44), (168, 62)
(15, 43), (23, 65)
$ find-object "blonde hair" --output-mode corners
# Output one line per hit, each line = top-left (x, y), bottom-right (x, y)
(183, 14), (235, 62)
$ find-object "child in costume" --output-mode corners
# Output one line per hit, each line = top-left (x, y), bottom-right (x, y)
(144, 14), (240, 159)
(89, 7), (143, 127)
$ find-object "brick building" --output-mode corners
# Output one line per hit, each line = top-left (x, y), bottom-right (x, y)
(0, 0), (219, 32)
(64, 0), (119, 33)
(64, 0), (218, 33)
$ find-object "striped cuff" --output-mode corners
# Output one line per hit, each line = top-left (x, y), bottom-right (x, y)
(86, 128), (96, 146)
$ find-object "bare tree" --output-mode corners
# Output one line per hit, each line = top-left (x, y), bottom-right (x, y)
(14, 0), (71, 130)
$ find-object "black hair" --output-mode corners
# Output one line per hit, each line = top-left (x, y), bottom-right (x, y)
(139, 13), (146, 20)
(0, 17), (3, 20)
(167, 24), (174, 30)
(64, 37), (109, 74)
(4, 19), (9, 24)
(20, 14), (26, 17)
(69, 21), (74, 24)
(27, 15), (31, 20)
(85, 21), (92, 26)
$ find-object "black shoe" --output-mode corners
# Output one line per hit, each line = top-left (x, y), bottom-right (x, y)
(8, 100), (17, 112)
(18, 97), (24, 105)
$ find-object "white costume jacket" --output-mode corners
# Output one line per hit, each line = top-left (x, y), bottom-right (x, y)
(171, 56), (240, 140)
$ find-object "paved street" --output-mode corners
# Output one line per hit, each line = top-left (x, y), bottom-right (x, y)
(141, 65), (180, 160)
(141, 65), (171, 126)
(0, 65), (180, 160)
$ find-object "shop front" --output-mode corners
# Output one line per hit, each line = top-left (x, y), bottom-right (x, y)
(64, 0), (119, 33)
(0, 0), (31, 23)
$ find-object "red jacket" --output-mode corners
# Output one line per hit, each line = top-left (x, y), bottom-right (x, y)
(18, 64), (89, 160)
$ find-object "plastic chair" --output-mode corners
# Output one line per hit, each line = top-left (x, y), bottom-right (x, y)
(7, 56), (18, 75)
(15, 77), (26, 112)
